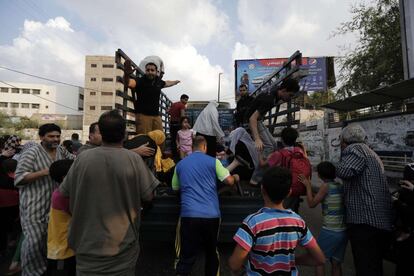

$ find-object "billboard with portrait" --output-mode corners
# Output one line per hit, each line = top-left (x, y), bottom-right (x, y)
(235, 57), (330, 97)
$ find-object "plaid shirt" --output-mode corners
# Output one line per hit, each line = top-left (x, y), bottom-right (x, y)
(336, 143), (393, 231)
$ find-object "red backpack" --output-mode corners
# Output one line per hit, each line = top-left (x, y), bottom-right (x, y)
(279, 147), (312, 197)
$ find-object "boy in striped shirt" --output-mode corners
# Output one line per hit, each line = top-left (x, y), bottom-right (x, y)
(229, 167), (325, 275)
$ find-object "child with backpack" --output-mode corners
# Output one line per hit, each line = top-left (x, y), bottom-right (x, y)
(298, 161), (347, 276)
(229, 167), (325, 275)
(267, 127), (312, 212)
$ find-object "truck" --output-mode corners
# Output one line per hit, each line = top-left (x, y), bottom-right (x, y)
(114, 49), (305, 242)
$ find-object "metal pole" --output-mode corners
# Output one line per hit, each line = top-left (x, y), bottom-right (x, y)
(218, 73), (223, 102)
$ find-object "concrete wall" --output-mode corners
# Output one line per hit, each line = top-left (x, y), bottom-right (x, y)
(298, 113), (414, 165)
(357, 113), (414, 152)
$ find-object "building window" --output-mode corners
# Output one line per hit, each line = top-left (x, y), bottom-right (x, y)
(0, 87), (8, 93)
(90, 106), (96, 110)
(46, 105), (49, 109)
(11, 88), (19, 93)
(46, 91), (49, 95)
(22, 89), (30, 94)
(0, 102), (8, 107)
(90, 92), (96, 96)
(101, 106), (112, 110)
(102, 78), (113, 82)
(91, 64), (97, 68)
(102, 64), (114, 68)
(21, 103), (29, 108)
(101, 92), (113, 96)
(32, 89), (40, 95)
(11, 103), (19, 108)
(90, 77), (96, 82)
(32, 103), (40, 109)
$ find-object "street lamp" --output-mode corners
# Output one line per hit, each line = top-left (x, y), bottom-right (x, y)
(218, 72), (223, 103)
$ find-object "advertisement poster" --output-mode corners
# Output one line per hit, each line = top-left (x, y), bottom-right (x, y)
(235, 57), (328, 97)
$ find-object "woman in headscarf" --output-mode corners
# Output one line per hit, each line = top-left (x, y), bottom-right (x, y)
(192, 101), (225, 157)
(0, 135), (21, 264)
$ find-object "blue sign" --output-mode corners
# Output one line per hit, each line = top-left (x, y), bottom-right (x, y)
(235, 57), (328, 97)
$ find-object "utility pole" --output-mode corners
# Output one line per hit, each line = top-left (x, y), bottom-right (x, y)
(218, 72), (223, 103)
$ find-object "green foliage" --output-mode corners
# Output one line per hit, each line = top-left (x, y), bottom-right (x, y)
(14, 116), (39, 130)
(307, 90), (337, 108)
(0, 111), (38, 137)
(335, 0), (404, 99)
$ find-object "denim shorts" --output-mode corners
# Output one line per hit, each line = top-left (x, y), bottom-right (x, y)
(317, 227), (348, 262)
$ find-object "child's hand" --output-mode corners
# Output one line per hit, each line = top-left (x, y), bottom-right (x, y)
(400, 180), (414, 191)
(1, 148), (15, 157)
(298, 174), (311, 188)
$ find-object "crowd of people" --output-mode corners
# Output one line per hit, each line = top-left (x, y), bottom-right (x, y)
(0, 58), (412, 276)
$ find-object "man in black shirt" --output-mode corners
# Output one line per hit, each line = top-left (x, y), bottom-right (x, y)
(125, 60), (180, 134)
(247, 78), (300, 185)
(235, 84), (253, 127)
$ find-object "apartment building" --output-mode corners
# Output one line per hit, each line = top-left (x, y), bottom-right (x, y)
(82, 56), (125, 140)
(0, 82), (83, 117)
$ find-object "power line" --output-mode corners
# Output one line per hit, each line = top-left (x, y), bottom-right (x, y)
(0, 80), (80, 112)
(0, 65), (117, 95)
(0, 65), (82, 88)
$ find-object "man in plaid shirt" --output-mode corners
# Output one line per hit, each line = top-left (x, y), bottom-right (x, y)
(336, 124), (393, 276)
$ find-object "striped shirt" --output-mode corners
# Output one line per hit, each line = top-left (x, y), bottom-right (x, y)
(14, 144), (74, 276)
(336, 143), (393, 231)
(321, 181), (346, 231)
(234, 207), (317, 276)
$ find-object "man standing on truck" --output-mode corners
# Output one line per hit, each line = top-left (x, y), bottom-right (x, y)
(172, 136), (239, 276)
(235, 84), (253, 127)
(124, 58), (180, 134)
(247, 78), (300, 185)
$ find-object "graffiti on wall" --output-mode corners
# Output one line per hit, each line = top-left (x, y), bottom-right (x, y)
(358, 114), (414, 152)
(301, 129), (324, 164)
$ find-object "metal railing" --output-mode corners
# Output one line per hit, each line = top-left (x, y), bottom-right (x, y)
(250, 51), (304, 134)
(115, 49), (303, 136)
(114, 49), (172, 135)
(379, 155), (412, 172)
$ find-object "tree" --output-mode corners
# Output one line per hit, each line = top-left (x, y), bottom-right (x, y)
(306, 90), (337, 109)
(335, 0), (404, 99)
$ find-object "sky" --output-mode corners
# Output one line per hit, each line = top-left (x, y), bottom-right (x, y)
(0, 0), (363, 106)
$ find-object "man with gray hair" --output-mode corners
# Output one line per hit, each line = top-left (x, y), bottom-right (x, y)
(336, 123), (393, 276)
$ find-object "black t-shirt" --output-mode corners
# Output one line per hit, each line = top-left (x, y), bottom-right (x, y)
(246, 91), (280, 121)
(235, 95), (254, 125)
(133, 76), (166, 116)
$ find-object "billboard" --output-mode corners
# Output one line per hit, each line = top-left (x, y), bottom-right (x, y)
(235, 57), (329, 97)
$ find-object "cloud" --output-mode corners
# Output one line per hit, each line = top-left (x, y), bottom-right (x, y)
(0, 12), (231, 103)
(0, 17), (100, 85)
(233, 0), (358, 58)
(56, 0), (232, 48)
(0, 0), (359, 108)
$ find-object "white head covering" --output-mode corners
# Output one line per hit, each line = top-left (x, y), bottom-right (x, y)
(193, 101), (225, 138)
(229, 127), (259, 168)
(139, 56), (164, 76)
